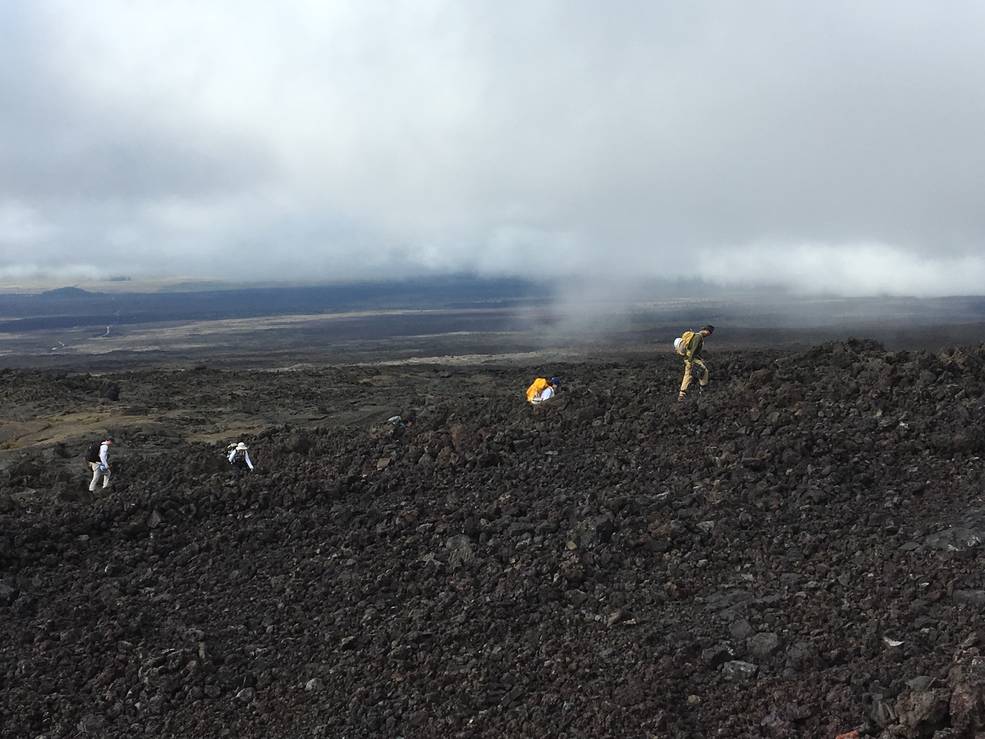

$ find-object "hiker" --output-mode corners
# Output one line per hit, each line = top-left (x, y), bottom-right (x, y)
(86, 436), (113, 492)
(227, 442), (255, 472)
(526, 376), (559, 404)
(676, 325), (714, 401)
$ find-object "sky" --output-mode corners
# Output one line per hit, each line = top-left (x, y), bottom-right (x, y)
(2, 1), (985, 296)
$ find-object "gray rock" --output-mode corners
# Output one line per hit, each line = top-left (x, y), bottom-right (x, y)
(705, 590), (754, 613)
(445, 535), (474, 569)
(285, 433), (314, 454)
(721, 660), (758, 682)
(305, 678), (324, 693)
(894, 688), (948, 735)
(77, 714), (106, 733)
(747, 632), (782, 660)
(606, 609), (627, 627)
(785, 641), (815, 671)
(783, 703), (813, 721)
(235, 687), (255, 703)
(570, 514), (616, 547)
(868, 698), (896, 728)
(952, 590), (985, 607)
(339, 635), (357, 650)
(906, 675), (934, 691)
(943, 648), (985, 734)
(12, 594), (34, 617)
(729, 618), (753, 641)
(779, 572), (803, 587)
(701, 643), (735, 668)
(0, 580), (16, 605)
(760, 711), (793, 737)
(924, 507), (985, 551)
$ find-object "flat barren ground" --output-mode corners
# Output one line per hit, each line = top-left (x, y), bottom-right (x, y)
(4, 340), (985, 737)
(5, 291), (985, 371)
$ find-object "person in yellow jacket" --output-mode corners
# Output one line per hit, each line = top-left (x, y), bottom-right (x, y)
(676, 325), (714, 401)
(526, 376), (559, 404)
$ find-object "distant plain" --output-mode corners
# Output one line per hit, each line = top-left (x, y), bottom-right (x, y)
(2, 279), (985, 370)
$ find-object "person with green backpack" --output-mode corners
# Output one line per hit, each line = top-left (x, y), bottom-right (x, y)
(674, 325), (714, 401)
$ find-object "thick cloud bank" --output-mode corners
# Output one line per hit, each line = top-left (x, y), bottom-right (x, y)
(2, 2), (985, 295)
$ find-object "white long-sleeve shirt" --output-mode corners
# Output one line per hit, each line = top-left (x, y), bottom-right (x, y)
(228, 449), (254, 470)
(99, 443), (110, 468)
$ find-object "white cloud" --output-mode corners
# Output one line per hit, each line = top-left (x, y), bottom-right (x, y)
(0, 201), (55, 245)
(699, 243), (985, 297)
(2, 2), (985, 294)
(0, 263), (101, 281)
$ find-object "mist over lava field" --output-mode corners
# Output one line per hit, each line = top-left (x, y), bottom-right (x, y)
(3, 279), (985, 370)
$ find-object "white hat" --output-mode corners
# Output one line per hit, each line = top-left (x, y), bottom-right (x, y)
(235, 442), (248, 451)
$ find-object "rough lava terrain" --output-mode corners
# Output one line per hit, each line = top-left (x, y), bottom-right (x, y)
(4, 340), (985, 737)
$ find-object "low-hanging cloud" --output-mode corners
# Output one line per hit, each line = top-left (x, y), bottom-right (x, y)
(698, 243), (985, 298)
(2, 1), (985, 296)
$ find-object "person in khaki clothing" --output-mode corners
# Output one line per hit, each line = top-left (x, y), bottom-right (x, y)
(676, 325), (714, 401)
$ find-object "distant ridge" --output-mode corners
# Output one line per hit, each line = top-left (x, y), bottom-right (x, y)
(38, 287), (96, 299)
(0, 276), (546, 333)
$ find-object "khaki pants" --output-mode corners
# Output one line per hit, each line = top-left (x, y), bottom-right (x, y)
(89, 461), (111, 491)
(679, 359), (709, 399)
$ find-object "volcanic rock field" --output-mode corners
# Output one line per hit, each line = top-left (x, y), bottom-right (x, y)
(5, 340), (985, 738)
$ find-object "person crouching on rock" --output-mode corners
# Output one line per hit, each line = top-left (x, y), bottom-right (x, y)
(526, 376), (559, 404)
(676, 325), (714, 401)
(227, 442), (255, 473)
(86, 436), (113, 492)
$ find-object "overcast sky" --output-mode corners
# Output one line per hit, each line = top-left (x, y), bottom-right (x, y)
(2, 1), (985, 296)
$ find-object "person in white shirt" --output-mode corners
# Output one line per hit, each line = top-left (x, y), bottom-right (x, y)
(228, 442), (255, 472)
(88, 437), (113, 492)
(526, 376), (560, 404)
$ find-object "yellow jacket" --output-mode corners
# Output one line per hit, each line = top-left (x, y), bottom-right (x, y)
(526, 378), (550, 402)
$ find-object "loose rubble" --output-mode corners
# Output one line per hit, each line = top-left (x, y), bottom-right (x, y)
(2, 341), (985, 737)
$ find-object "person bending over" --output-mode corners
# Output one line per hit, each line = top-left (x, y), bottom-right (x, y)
(526, 376), (560, 404)
(676, 325), (714, 401)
